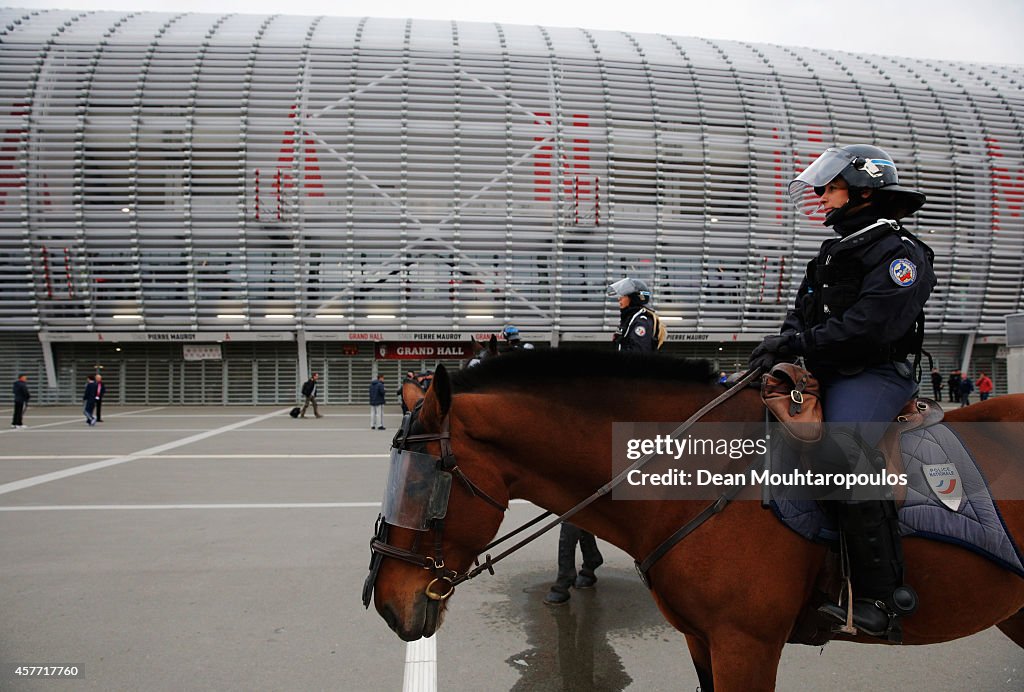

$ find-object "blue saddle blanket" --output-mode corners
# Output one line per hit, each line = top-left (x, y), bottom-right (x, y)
(771, 423), (1024, 578)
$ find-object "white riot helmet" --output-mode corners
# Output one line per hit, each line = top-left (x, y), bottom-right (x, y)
(607, 277), (652, 306)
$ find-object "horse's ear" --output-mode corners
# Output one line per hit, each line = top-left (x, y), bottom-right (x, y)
(401, 379), (426, 411)
(422, 364), (452, 424)
(487, 335), (498, 357)
(470, 337), (483, 356)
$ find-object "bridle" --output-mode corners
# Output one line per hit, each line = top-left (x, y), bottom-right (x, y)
(362, 367), (763, 608)
(362, 400), (507, 607)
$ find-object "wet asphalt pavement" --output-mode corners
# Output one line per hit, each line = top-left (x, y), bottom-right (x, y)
(0, 405), (1020, 691)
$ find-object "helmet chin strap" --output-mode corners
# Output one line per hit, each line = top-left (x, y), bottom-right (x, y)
(823, 190), (873, 229)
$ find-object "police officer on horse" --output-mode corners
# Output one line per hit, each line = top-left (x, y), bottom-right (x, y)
(608, 277), (662, 352)
(499, 325), (534, 353)
(749, 144), (936, 640)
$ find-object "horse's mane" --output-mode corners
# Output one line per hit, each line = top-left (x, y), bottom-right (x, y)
(449, 347), (717, 393)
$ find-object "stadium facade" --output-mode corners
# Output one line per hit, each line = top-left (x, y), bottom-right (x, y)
(0, 9), (1021, 404)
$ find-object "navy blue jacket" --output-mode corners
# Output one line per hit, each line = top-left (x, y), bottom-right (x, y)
(615, 306), (656, 353)
(369, 380), (387, 406)
(13, 379), (29, 403)
(82, 381), (98, 402)
(781, 215), (936, 372)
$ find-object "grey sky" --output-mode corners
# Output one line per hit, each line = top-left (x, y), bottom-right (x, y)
(7, 0), (1024, 64)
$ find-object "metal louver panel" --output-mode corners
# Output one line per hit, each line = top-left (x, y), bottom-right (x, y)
(0, 10), (1019, 339)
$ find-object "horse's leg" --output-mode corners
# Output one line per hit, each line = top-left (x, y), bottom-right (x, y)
(685, 634), (714, 692)
(709, 630), (785, 692)
(997, 608), (1024, 649)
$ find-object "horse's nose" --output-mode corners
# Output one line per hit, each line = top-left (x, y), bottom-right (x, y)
(380, 602), (400, 633)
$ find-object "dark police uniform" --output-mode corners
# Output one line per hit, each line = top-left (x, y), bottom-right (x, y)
(780, 212), (936, 431)
(615, 306), (657, 353)
(761, 144), (932, 641)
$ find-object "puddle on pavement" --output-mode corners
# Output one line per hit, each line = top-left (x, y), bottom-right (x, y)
(478, 566), (676, 691)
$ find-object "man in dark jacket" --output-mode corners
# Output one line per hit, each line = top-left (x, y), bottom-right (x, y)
(930, 368), (943, 401)
(11, 374), (29, 428)
(947, 371), (961, 403)
(959, 375), (974, 407)
(300, 373), (323, 418)
(369, 374), (387, 430)
(82, 375), (98, 426)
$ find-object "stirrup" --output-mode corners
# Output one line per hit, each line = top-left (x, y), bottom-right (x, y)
(819, 586), (916, 644)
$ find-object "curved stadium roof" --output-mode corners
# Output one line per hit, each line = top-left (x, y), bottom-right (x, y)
(0, 9), (1021, 338)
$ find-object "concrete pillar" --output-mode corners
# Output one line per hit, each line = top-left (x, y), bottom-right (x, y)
(297, 329), (308, 395)
(959, 331), (976, 375)
(1008, 348), (1024, 395)
(38, 334), (58, 390)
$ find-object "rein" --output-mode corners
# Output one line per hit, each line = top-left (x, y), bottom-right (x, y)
(367, 367), (763, 604)
(448, 366), (763, 589)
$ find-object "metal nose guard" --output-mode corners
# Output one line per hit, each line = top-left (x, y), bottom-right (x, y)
(381, 447), (453, 531)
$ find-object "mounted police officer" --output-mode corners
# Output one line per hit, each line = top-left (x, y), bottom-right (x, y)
(749, 144), (936, 641)
(499, 325), (534, 353)
(608, 277), (662, 352)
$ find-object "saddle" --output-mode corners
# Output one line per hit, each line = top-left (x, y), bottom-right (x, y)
(878, 398), (945, 505)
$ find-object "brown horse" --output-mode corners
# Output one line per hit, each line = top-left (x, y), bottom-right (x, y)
(366, 349), (1024, 691)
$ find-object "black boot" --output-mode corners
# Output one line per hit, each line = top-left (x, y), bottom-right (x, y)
(545, 523), (581, 606)
(819, 500), (918, 641)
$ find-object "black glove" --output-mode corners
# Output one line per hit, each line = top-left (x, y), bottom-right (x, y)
(748, 332), (803, 372)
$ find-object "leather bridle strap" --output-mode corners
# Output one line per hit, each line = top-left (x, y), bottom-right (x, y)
(634, 455), (761, 586)
(403, 418), (507, 513)
(448, 366), (764, 588)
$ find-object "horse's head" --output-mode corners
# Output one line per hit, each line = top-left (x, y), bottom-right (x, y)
(364, 365), (508, 641)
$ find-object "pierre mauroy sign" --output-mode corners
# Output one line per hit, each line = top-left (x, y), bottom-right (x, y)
(374, 342), (475, 360)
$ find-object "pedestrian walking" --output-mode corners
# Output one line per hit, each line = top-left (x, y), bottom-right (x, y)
(370, 374), (387, 430)
(930, 368), (942, 401)
(94, 373), (105, 422)
(82, 374), (98, 426)
(959, 374), (974, 407)
(977, 372), (993, 401)
(300, 373), (323, 418)
(947, 370), (961, 403)
(11, 373), (29, 429)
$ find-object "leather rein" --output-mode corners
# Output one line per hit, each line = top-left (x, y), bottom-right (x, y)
(366, 367), (762, 603)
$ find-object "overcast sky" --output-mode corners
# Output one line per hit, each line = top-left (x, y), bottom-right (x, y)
(8, 0), (1023, 64)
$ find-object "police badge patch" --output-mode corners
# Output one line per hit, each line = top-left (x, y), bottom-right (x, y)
(634, 325), (647, 337)
(889, 258), (917, 286)
(923, 463), (964, 512)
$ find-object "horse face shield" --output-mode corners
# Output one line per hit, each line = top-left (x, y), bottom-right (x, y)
(382, 447), (453, 530)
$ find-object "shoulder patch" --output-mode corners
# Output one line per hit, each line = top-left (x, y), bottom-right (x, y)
(889, 258), (917, 287)
(633, 325), (647, 337)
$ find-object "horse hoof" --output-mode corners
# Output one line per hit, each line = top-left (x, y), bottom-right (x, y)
(574, 574), (597, 589)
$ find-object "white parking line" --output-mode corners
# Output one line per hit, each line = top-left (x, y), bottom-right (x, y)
(0, 406), (170, 434)
(0, 407), (293, 496)
(107, 406), (169, 416)
(404, 636), (437, 692)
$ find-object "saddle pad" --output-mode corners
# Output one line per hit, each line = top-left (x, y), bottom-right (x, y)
(771, 423), (1024, 578)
